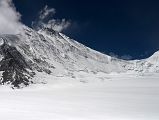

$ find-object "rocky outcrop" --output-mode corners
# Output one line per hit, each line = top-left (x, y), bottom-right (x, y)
(0, 38), (34, 88)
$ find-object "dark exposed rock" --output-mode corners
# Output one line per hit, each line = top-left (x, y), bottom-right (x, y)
(0, 39), (34, 88)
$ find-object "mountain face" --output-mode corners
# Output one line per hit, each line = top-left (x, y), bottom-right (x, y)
(0, 26), (158, 88)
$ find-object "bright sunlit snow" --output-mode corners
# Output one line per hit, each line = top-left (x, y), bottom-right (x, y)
(0, 72), (159, 120)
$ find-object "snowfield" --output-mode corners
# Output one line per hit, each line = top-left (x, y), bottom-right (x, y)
(0, 72), (159, 120)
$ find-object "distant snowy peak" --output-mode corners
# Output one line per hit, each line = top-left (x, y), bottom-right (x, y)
(143, 51), (159, 72)
(148, 51), (159, 62)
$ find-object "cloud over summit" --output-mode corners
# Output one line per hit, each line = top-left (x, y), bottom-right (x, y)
(0, 0), (23, 34)
(32, 5), (71, 32)
(0, 1), (71, 34)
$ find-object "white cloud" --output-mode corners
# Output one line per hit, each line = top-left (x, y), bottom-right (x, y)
(33, 5), (71, 32)
(39, 5), (56, 20)
(0, 0), (23, 34)
(45, 19), (71, 32)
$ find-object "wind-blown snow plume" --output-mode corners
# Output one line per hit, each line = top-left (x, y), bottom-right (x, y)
(39, 5), (56, 20)
(32, 5), (71, 32)
(109, 52), (132, 60)
(0, 0), (23, 34)
(46, 19), (71, 32)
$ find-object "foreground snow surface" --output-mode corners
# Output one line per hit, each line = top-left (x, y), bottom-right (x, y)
(0, 73), (159, 120)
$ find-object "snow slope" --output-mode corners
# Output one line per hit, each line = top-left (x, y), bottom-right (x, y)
(0, 73), (159, 120)
(0, 25), (158, 87)
(18, 26), (159, 74)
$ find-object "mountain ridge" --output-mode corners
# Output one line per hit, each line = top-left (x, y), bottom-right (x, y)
(0, 26), (158, 88)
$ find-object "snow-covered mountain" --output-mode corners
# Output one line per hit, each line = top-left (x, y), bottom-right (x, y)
(0, 26), (158, 88)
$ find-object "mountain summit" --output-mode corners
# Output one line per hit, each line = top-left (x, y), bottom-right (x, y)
(0, 26), (158, 88)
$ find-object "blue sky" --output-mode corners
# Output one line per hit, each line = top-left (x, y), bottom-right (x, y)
(11, 0), (159, 59)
